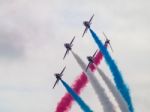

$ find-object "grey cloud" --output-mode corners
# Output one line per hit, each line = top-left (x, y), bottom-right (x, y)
(0, 23), (24, 59)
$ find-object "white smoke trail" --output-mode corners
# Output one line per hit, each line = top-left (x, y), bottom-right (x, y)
(96, 66), (129, 112)
(71, 51), (115, 112)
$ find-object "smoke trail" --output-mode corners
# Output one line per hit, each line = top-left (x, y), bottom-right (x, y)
(56, 51), (103, 112)
(60, 79), (93, 112)
(72, 51), (115, 112)
(89, 28), (134, 112)
(96, 66), (129, 112)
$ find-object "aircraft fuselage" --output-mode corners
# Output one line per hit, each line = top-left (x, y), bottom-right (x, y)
(64, 43), (72, 50)
(105, 40), (110, 47)
(55, 74), (61, 80)
(83, 21), (90, 28)
(87, 56), (94, 63)
(105, 39), (110, 44)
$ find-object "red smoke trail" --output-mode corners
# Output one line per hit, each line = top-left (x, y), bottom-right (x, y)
(55, 50), (104, 112)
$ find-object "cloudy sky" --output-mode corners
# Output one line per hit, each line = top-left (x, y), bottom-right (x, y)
(0, 0), (150, 112)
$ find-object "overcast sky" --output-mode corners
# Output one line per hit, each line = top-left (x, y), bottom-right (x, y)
(0, 0), (150, 112)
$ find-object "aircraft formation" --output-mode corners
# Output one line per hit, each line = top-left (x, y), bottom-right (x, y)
(52, 14), (134, 112)
(53, 14), (113, 89)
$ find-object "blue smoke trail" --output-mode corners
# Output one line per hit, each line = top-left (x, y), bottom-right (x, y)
(60, 79), (93, 112)
(89, 28), (134, 112)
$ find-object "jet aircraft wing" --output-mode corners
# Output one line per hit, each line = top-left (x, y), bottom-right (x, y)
(92, 50), (98, 58)
(82, 27), (88, 37)
(53, 79), (59, 89)
(60, 66), (66, 75)
(86, 62), (91, 71)
(89, 14), (94, 23)
(70, 36), (75, 45)
(63, 50), (69, 60)
(109, 43), (113, 52)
